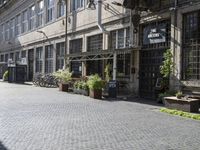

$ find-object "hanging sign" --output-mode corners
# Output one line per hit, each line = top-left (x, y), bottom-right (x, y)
(143, 23), (166, 45)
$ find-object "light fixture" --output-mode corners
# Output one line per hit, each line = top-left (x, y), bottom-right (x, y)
(87, 0), (96, 10)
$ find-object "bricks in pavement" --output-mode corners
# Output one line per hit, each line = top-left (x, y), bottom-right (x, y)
(0, 82), (200, 150)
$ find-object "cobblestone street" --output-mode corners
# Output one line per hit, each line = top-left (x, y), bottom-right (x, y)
(0, 82), (200, 150)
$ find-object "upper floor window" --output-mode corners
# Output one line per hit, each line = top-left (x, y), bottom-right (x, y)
(38, 0), (44, 27)
(10, 18), (15, 39)
(5, 21), (9, 41)
(182, 11), (200, 80)
(15, 15), (21, 36)
(69, 38), (82, 54)
(57, 0), (65, 18)
(71, 0), (84, 11)
(56, 42), (65, 70)
(47, 0), (54, 22)
(87, 34), (103, 52)
(0, 54), (4, 62)
(29, 5), (35, 30)
(22, 10), (28, 33)
(110, 28), (130, 49)
(0, 24), (5, 42)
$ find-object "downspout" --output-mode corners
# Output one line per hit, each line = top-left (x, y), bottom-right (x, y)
(97, 0), (108, 33)
(97, 0), (117, 80)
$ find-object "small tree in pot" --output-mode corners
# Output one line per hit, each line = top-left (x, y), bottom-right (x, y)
(53, 69), (72, 92)
(87, 74), (104, 99)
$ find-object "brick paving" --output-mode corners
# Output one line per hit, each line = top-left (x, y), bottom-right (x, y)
(0, 82), (200, 150)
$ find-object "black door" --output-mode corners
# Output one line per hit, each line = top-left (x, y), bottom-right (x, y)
(28, 49), (34, 81)
(139, 49), (165, 99)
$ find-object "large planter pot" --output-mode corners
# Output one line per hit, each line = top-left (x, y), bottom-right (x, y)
(164, 96), (199, 113)
(59, 83), (69, 92)
(89, 89), (102, 99)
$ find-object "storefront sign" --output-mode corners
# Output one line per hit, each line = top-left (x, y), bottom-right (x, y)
(143, 23), (166, 45)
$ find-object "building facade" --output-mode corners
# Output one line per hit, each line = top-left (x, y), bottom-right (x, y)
(0, 0), (200, 99)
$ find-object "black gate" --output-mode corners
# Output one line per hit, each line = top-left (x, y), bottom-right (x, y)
(139, 20), (170, 99)
(139, 49), (165, 98)
(28, 49), (34, 81)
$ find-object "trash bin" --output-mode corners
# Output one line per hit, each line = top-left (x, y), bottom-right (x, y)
(108, 80), (117, 98)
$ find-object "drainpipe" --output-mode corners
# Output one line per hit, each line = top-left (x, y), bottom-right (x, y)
(97, 0), (117, 80)
(97, 0), (108, 33)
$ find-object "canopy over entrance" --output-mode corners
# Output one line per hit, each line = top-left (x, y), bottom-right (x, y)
(66, 48), (138, 62)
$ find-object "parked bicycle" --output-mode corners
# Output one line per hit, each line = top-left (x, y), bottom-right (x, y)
(33, 73), (59, 88)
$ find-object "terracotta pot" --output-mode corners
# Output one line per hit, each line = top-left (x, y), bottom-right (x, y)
(59, 83), (69, 92)
(89, 89), (102, 99)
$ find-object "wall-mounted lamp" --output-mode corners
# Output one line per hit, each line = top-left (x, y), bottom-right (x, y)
(87, 0), (96, 10)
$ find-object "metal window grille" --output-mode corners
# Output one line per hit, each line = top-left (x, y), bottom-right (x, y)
(69, 38), (82, 54)
(45, 45), (53, 73)
(117, 53), (130, 77)
(182, 11), (200, 80)
(87, 34), (103, 52)
(36, 47), (43, 73)
(56, 42), (65, 70)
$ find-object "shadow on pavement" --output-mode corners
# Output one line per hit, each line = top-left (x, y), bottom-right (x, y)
(102, 96), (164, 107)
(0, 141), (8, 150)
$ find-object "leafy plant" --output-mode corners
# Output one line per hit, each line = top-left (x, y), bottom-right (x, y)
(87, 74), (104, 90)
(3, 70), (8, 81)
(104, 64), (111, 82)
(176, 91), (183, 99)
(74, 80), (88, 90)
(53, 68), (72, 83)
(157, 90), (177, 103)
(160, 49), (174, 78)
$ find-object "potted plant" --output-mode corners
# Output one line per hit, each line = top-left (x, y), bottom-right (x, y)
(176, 91), (183, 99)
(73, 80), (89, 96)
(87, 74), (104, 99)
(3, 70), (8, 81)
(53, 69), (72, 92)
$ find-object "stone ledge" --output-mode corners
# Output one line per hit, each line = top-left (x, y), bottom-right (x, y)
(164, 96), (200, 113)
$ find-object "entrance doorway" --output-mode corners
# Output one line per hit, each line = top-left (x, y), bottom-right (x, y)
(28, 49), (34, 81)
(139, 49), (165, 99)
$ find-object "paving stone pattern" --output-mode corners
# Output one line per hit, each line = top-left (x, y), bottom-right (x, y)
(0, 82), (200, 150)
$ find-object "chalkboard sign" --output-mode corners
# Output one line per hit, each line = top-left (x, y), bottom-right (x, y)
(109, 80), (117, 88)
(108, 80), (117, 98)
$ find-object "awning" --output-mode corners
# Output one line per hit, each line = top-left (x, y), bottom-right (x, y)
(66, 48), (138, 62)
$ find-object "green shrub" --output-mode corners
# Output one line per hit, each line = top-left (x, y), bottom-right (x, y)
(53, 68), (72, 83)
(87, 74), (104, 90)
(160, 108), (200, 120)
(3, 70), (8, 81)
(176, 91), (183, 99)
